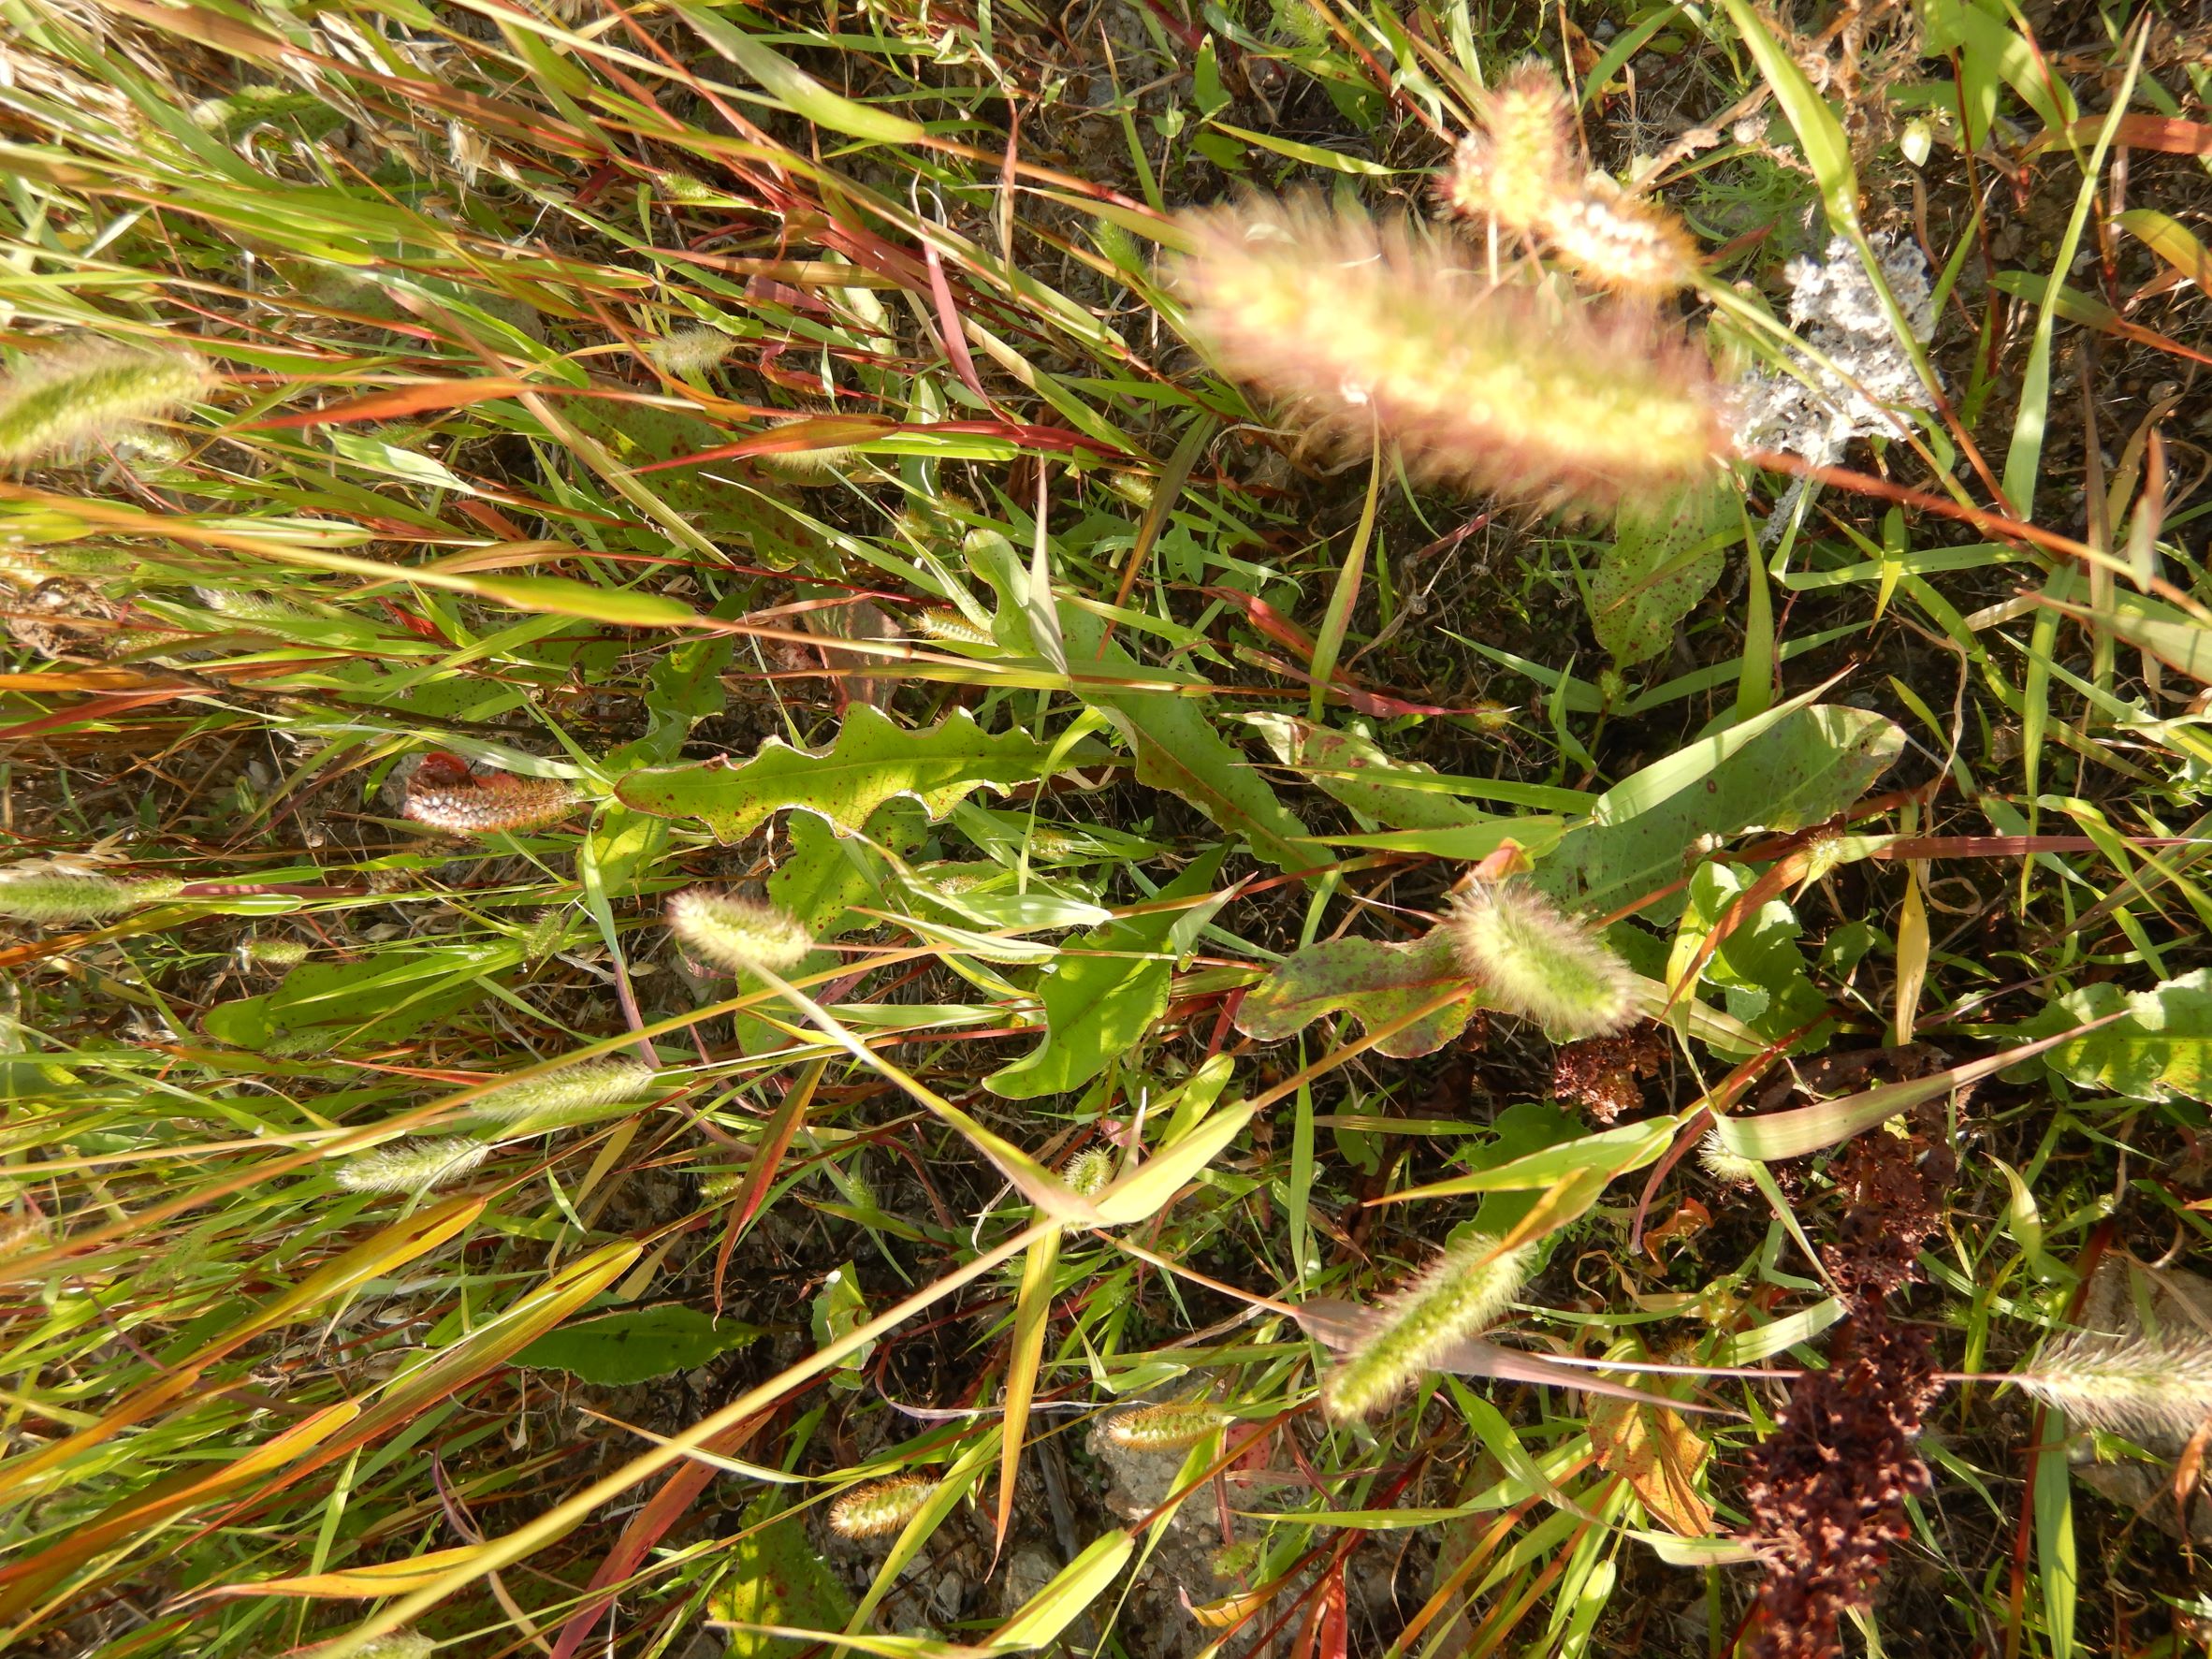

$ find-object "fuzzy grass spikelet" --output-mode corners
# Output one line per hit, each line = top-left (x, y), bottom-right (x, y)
(470, 1058), (659, 1124)
(1104, 1398), (1228, 1451)
(827, 1474), (939, 1538)
(0, 867), (176, 924)
(2017, 1332), (2212, 1443)
(667, 889), (812, 972)
(1063, 1147), (1113, 1197)
(1172, 197), (1722, 513)
(315, 1635), (434, 1659)
(403, 775), (578, 836)
(335, 1137), (491, 1195)
(1448, 881), (1636, 1039)
(912, 608), (997, 647)
(0, 342), (211, 467)
(1535, 180), (1699, 298)
(647, 327), (735, 376)
(1443, 65), (1573, 231)
(1323, 1234), (1534, 1420)
(1699, 1128), (1762, 1186)
(240, 936), (310, 969)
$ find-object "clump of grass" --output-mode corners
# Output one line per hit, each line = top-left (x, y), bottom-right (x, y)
(333, 1137), (491, 1195)
(1172, 196), (1722, 513)
(667, 890), (813, 972)
(1447, 881), (1636, 1038)
(1323, 1234), (1533, 1420)
(0, 340), (211, 466)
(827, 1474), (940, 1538)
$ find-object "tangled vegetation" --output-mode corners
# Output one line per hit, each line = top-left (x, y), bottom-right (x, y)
(3, 0), (2211, 1656)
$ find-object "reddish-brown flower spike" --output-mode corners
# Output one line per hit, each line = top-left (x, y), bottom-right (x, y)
(404, 755), (579, 836)
(1172, 196), (1724, 515)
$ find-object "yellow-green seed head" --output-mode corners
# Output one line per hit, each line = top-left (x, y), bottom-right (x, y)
(1536, 179), (1699, 298)
(827, 1474), (940, 1539)
(0, 867), (151, 924)
(667, 889), (813, 973)
(469, 1058), (659, 1125)
(2017, 1332), (2212, 1444)
(911, 608), (997, 648)
(1323, 1234), (1534, 1420)
(1447, 881), (1636, 1040)
(240, 937), (311, 969)
(1104, 1398), (1229, 1452)
(1063, 1147), (1113, 1197)
(0, 342), (211, 467)
(315, 1634), (435, 1659)
(648, 327), (737, 377)
(334, 1137), (490, 1194)
(1698, 1128), (1761, 1186)
(1172, 196), (1723, 514)
(1443, 64), (1575, 233)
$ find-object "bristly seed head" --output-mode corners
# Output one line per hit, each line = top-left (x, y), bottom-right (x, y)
(827, 1474), (940, 1538)
(334, 1137), (491, 1194)
(315, 1634), (434, 1659)
(1447, 881), (1637, 1040)
(1172, 196), (1723, 515)
(1063, 1147), (1113, 1197)
(1442, 64), (1574, 232)
(0, 342), (212, 468)
(1104, 1398), (1229, 1452)
(1699, 1128), (1762, 1186)
(1535, 179), (1700, 299)
(647, 327), (737, 377)
(0, 866), (177, 925)
(2016, 1331), (2212, 1445)
(403, 773), (579, 837)
(469, 1058), (659, 1125)
(1323, 1233), (1535, 1420)
(911, 608), (997, 648)
(666, 889), (813, 973)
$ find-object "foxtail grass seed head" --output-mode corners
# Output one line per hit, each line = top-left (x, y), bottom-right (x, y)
(1535, 179), (1699, 298)
(1323, 1234), (1535, 1420)
(667, 889), (813, 973)
(752, 444), (861, 485)
(403, 774), (578, 836)
(0, 342), (211, 467)
(694, 1167), (745, 1203)
(334, 1136), (491, 1195)
(647, 327), (736, 376)
(0, 866), (153, 924)
(318, 1635), (435, 1659)
(240, 936), (311, 970)
(1104, 1399), (1229, 1452)
(1063, 1147), (1113, 1197)
(912, 608), (997, 647)
(2016, 1332), (2212, 1444)
(1698, 1128), (1762, 1186)
(470, 1058), (659, 1124)
(1447, 881), (1636, 1039)
(1172, 197), (1723, 514)
(828, 1474), (940, 1539)
(1442, 64), (1574, 232)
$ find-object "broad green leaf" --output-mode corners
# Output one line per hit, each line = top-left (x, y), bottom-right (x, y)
(617, 706), (1110, 842)
(1588, 680), (1838, 828)
(204, 943), (518, 1053)
(986, 851), (1224, 1099)
(2027, 969), (2212, 1102)
(1095, 1100), (1259, 1227)
(1537, 706), (1903, 919)
(516, 1306), (764, 1386)
(1588, 485), (1733, 668)
(1245, 715), (1503, 830)
(1233, 929), (1485, 1059)
(706, 1500), (859, 1659)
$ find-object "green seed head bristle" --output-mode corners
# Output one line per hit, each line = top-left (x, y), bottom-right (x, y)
(751, 444), (860, 485)
(1063, 1147), (1113, 1197)
(403, 775), (578, 837)
(1323, 1233), (1535, 1421)
(648, 327), (737, 376)
(694, 1168), (745, 1203)
(240, 937), (310, 969)
(0, 867), (145, 924)
(334, 1137), (491, 1195)
(827, 1473), (940, 1538)
(1103, 1398), (1229, 1452)
(0, 342), (211, 467)
(667, 889), (813, 973)
(469, 1058), (659, 1125)
(1446, 881), (1636, 1040)
(1698, 1128), (1760, 1186)
(911, 608), (996, 647)
(2017, 1332), (2212, 1444)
